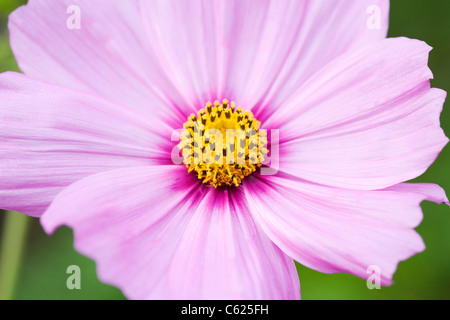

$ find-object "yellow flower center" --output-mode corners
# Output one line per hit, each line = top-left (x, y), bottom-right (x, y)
(179, 100), (268, 188)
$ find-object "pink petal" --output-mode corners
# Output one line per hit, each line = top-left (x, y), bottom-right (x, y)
(269, 38), (448, 190)
(8, 0), (190, 119)
(0, 72), (172, 217)
(41, 166), (300, 300)
(11, 0), (389, 115)
(243, 174), (449, 286)
(139, 0), (389, 111)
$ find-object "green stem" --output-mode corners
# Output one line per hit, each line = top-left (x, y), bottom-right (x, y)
(0, 211), (29, 300)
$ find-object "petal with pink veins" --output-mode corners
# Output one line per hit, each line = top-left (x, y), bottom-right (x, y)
(0, 73), (173, 217)
(8, 0), (190, 120)
(10, 0), (389, 116)
(243, 174), (449, 286)
(267, 38), (448, 190)
(136, 0), (388, 111)
(41, 166), (301, 300)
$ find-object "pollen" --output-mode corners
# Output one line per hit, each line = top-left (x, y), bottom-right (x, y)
(178, 100), (268, 188)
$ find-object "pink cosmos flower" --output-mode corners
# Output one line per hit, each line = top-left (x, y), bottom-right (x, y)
(1, 0), (448, 299)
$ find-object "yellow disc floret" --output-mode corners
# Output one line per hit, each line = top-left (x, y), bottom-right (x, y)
(179, 100), (268, 187)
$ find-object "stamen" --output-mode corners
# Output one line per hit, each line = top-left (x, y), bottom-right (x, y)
(179, 100), (268, 188)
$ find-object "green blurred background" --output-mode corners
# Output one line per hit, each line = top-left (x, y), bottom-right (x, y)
(0, 0), (449, 300)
